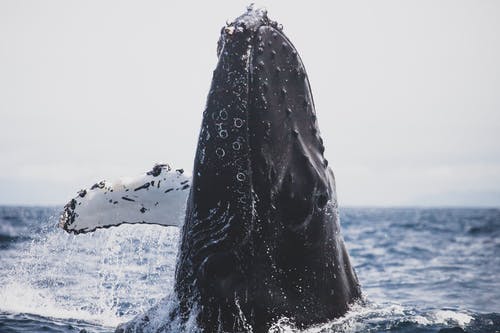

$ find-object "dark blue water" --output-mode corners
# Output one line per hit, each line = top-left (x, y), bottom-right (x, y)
(0, 206), (499, 332)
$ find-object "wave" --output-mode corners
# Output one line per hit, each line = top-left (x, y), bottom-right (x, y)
(0, 207), (499, 332)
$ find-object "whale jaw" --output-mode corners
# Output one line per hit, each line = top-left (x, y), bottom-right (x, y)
(174, 6), (361, 333)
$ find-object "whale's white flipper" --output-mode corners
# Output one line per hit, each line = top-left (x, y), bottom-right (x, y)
(59, 164), (190, 234)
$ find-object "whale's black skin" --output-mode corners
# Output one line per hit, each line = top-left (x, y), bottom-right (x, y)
(173, 8), (361, 333)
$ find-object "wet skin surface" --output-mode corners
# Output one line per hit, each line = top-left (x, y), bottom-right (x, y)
(174, 8), (361, 333)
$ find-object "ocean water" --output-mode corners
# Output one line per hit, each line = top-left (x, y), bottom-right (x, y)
(0, 206), (498, 333)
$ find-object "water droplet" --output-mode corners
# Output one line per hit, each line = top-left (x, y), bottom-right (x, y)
(261, 95), (268, 106)
(280, 87), (287, 98)
(296, 67), (304, 78)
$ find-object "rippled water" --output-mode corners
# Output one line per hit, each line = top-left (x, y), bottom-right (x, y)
(0, 206), (499, 332)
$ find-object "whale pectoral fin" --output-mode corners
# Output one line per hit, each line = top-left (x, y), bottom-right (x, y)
(59, 164), (190, 234)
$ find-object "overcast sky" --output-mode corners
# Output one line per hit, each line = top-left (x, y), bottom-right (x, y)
(1, 1), (499, 207)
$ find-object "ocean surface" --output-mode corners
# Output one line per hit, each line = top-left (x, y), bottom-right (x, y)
(0, 206), (498, 333)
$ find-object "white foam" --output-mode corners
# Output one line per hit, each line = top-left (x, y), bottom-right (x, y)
(266, 300), (475, 333)
(432, 310), (473, 327)
(0, 281), (118, 327)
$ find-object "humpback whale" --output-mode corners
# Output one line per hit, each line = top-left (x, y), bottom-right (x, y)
(60, 6), (361, 333)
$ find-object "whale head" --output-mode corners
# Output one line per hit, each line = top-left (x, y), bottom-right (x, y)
(183, 5), (330, 227)
(175, 6), (360, 332)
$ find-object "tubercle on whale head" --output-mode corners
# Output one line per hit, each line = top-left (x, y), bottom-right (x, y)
(216, 5), (282, 58)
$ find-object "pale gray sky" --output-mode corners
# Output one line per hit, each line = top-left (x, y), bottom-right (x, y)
(1, 1), (499, 206)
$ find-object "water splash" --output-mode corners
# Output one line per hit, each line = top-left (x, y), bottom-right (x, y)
(0, 210), (179, 328)
(268, 301), (475, 333)
(0, 207), (499, 332)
